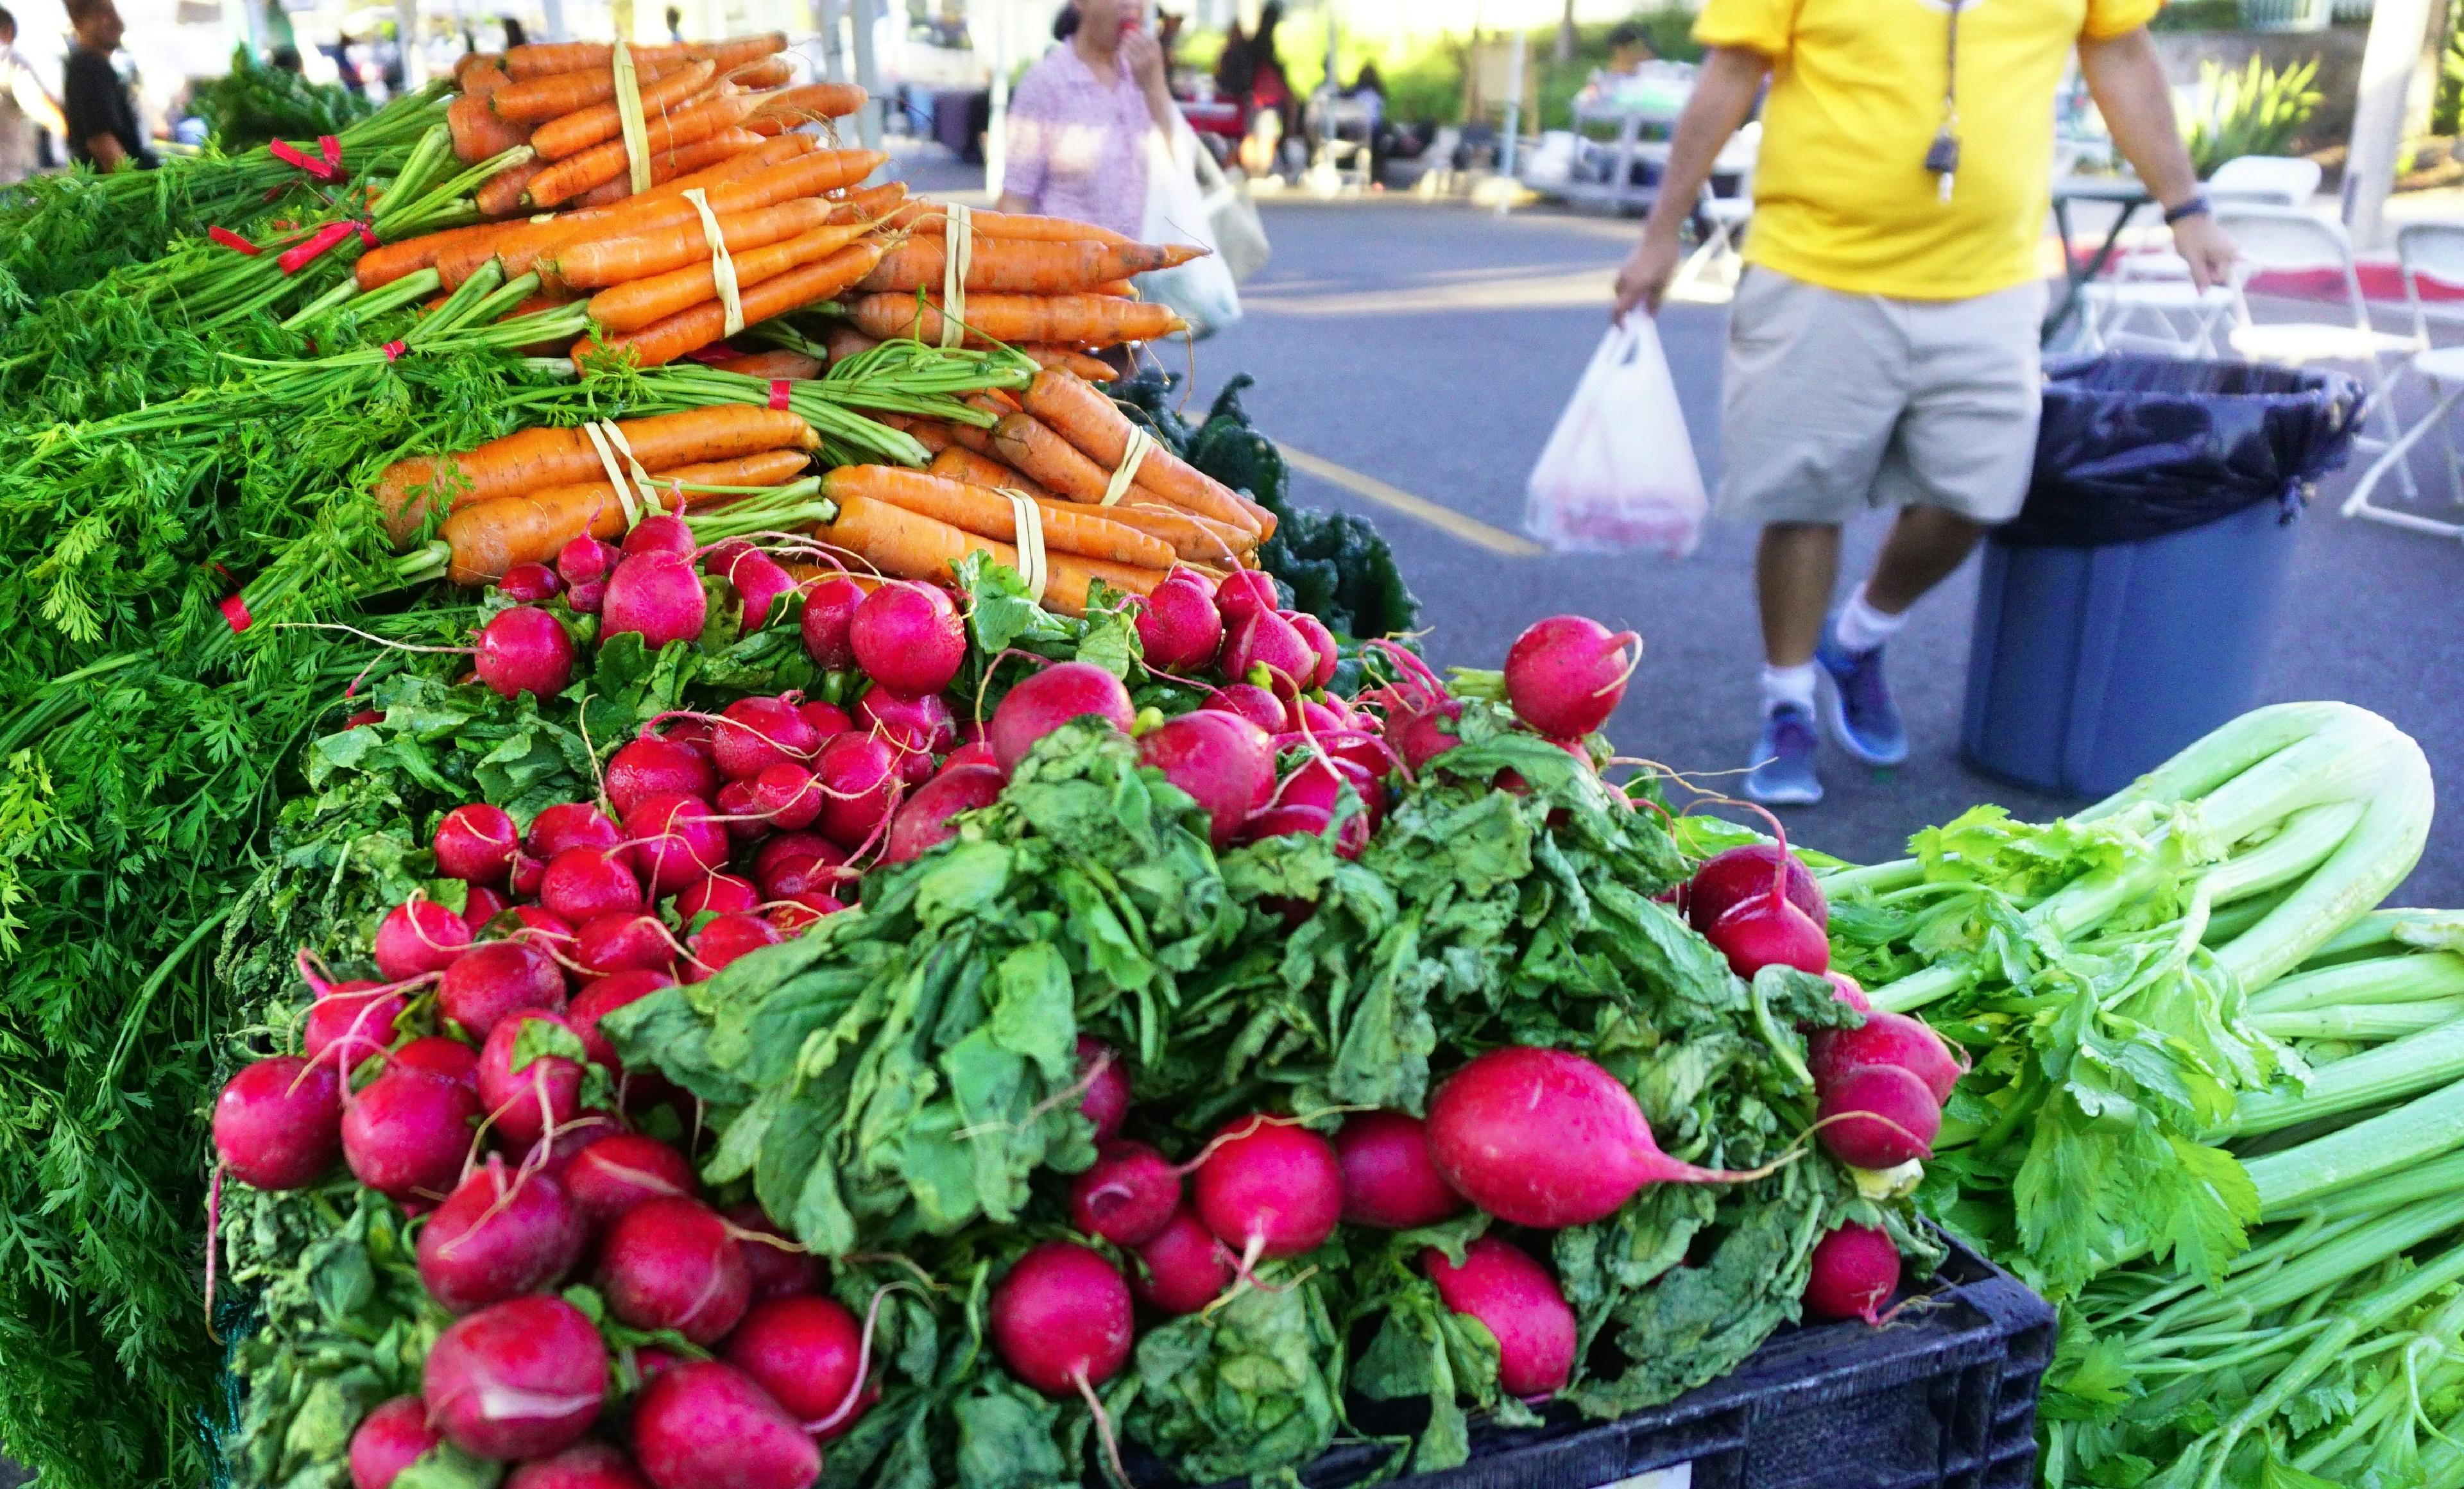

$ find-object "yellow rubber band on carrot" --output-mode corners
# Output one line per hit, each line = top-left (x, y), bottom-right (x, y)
(682, 187), (745, 336)
(1102, 425), (1154, 507)
(1002, 487), (1047, 602)
(583, 420), (643, 525)
(940, 202), (972, 350)
(599, 420), (663, 509)
(612, 40), (652, 196)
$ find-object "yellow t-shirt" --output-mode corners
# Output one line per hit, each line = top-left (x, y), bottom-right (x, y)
(1694, 0), (2160, 300)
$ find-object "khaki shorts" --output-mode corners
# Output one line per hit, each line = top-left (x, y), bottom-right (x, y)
(1716, 267), (2046, 526)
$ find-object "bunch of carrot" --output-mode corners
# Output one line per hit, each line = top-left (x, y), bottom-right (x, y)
(809, 366), (1274, 615)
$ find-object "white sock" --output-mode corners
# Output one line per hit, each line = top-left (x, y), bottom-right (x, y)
(1833, 584), (1908, 655)
(1760, 662), (1818, 717)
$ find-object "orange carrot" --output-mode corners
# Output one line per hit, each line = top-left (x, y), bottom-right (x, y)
(378, 406), (819, 540)
(1046, 552), (1168, 611)
(551, 196), (835, 287)
(1018, 344), (1117, 382)
(1021, 368), (1259, 534)
(584, 217), (874, 333)
(356, 220), (518, 291)
(647, 131), (817, 196)
(821, 466), (1176, 568)
(488, 55), (694, 122)
(744, 82), (868, 128)
(816, 496), (1156, 615)
(823, 323), (880, 364)
(847, 293), (1186, 350)
(527, 58), (716, 160)
(898, 418), (955, 455)
(474, 159), (547, 218)
(928, 445), (1048, 498)
(886, 203), (1136, 248)
(448, 94), (532, 164)
(581, 239), (886, 370)
(990, 411), (1113, 503)
(565, 126), (767, 208)
(442, 451), (809, 582)
(825, 181), (907, 224)
(855, 237), (1204, 295)
(502, 33), (785, 81)
(713, 349), (824, 379)
(524, 93), (759, 208)
(1086, 499), (1256, 563)
(723, 56), (795, 90)
(1090, 279), (1136, 298)
(456, 52), (508, 91)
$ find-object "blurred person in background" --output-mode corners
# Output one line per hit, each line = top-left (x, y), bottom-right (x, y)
(0, 4), (68, 185)
(665, 6), (683, 42)
(62, 0), (151, 171)
(995, 0), (1176, 241)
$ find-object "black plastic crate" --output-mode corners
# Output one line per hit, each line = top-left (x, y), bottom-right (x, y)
(1136, 1234), (2053, 1489)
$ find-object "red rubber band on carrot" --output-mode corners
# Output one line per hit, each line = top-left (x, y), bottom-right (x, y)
(268, 137), (341, 182)
(209, 226), (261, 255)
(382, 340), (407, 361)
(219, 593), (253, 633)
(277, 220), (359, 275)
(768, 379), (791, 411)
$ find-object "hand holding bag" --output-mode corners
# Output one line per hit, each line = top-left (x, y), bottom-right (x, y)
(1522, 317), (1706, 556)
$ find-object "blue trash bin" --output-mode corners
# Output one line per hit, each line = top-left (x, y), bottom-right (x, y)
(1960, 356), (2362, 798)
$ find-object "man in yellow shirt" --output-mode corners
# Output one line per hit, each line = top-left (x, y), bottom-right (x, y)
(1611, 0), (2235, 806)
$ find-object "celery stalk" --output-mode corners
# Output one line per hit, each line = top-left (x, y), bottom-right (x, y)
(2218, 734), (2434, 990)
(2078, 700), (2371, 822)
(2232, 1017), (2464, 1137)
(2252, 1000), (2464, 1041)
(2248, 950), (2464, 1014)
(2245, 1076), (2464, 1215)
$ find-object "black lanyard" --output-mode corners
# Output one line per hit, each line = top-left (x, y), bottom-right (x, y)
(1926, 0), (1964, 194)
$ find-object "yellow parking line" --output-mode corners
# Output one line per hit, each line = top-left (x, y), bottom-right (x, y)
(1276, 443), (1545, 557)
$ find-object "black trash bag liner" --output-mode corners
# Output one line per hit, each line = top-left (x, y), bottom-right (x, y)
(2005, 354), (2366, 547)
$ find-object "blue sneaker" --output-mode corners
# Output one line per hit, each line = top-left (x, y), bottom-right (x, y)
(1744, 704), (1823, 806)
(1817, 625), (1910, 767)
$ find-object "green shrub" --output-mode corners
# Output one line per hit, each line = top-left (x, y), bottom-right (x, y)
(2181, 54), (2322, 176)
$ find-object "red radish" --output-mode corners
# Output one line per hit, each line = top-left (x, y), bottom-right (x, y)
(1686, 844), (1827, 936)
(477, 608), (577, 700)
(622, 794), (728, 896)
(507, 903), (570, 942)
(375, 898), (472, 980)
(540, 848), (646, 925)
(1389, 699), (1463, 772)
(1283, 611), (1339, 690)
(477, 1011), (599, 1148)
(674, 872), (760, 920)
(770, 894), (847, 932)
(416, 1157), (586, 1313)
(760, 852), (850, 905)
(797, 699), (853, 741)
(988, 662), (1134, 773)
(942, 740), (1000, 772)
(214, 1055), (342, 1190)
(799, 577), (866, 672)
(1425, 1046), (1765, 1229)
(511, 1111), (625, 1182)
(1810, 1010), (1962, 1104)
(1220, 609), (1315, 693)
(566, 578), (608, 615)
(1068, 1139), (1181, 1247)
(1422, 1238), (1577, 1396)
(1203, 683), (1287, 735)
(501, 563), (562, 602)
(529, 803), (621, 860)
(882, 763), (1004, 864)
(714, 778), (766, 842)
(1706, 890), (1829, 978)
(603, 553), (708, 649)
(712, 697), (821, 781)
(686, 913), (784, 982)
(989, 1241), (1134, 1397)
(726, 1204), (825, 1300)
(1335, 1111), (1464, 1229)
(597, 1197), (752, 1344)
(1192, 1116), (1344, 1268)
(1215, 569), (1278, 625)
(721, 549), (798, 629)
(438, 940), (569, 1040)
(1136, 576), (1225, 672)
(849, 581), (965, 695)
(622, 515), (696, 559)
(724, 1294), (868, 1433)
(558, 536), (619, 588)
(1287, 694), (1348, 736)
(1319, 730), (1401, 783)
(1076, 1037), (1130, 1143)
(631, 1360), (818, 1489)
(1804, 1223), (1901, 1324)
(506, 1442), (652, 1489)
(755, 832), (843, 893)
(813, 733), (901, 849)
(606, 736), (719, 819)
(1131, 1206), (1235, 1315)
(1276, 756), (1385, 828)
(565, 1134), (696, 1228)
(509, 852), (550, 897)
(348, 1395), (437, 1489)
(576, 913), (682, 980)
(423, 1294), (605, 1459)
(746, 762), (824, 831)
(1826, 971), (1872, 1012)
(1137, 711), (1273, 849)
(568, 969), (674, 1069)
(343, 1069), (481, 1200)
(1815, 1063), (1939, 1170)
(464, 885), (511, 928)
(345, 708), (385, 729)
(436, 804), (520, 885)
(1503, 615), (1640, 739)
(1244, 801), (1369, 860)
(304, 987), (407, 1072)
(857, 688), (957, 757)
(389, 1035), (480, 1092)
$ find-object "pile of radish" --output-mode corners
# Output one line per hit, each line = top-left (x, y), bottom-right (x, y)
(209, 572), (1958, 1489)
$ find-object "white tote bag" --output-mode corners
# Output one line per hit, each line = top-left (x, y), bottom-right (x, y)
(1522, 318), (1707, 556)
(1137, 121), (1245, 339)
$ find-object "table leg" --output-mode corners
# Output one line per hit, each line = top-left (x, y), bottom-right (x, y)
(2042, 200), (2145, 345)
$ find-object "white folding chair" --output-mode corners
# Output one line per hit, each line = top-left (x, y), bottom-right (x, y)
(1669, 123), (1759, 302)
(2217, 205), (2422, 493)
(2080, 157), (2323, 355)
(2340, 219), (2464, 540)
(2209, 155), (2324, 207)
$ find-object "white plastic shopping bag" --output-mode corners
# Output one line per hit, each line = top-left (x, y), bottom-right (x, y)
(1523, 318), (1707, 556)
(1137, 122), (1245, 339)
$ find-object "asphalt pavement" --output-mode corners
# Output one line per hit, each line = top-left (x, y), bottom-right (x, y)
(1176, 198), (2464, 905)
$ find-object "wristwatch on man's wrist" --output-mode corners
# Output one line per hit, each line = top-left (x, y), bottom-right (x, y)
(2163, 192), (2214, 226)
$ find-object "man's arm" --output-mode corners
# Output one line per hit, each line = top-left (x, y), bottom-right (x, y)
(86, 130), (126, 170)
(1611, 44), (1770, 321)
(2077, 26), (2234, 288)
